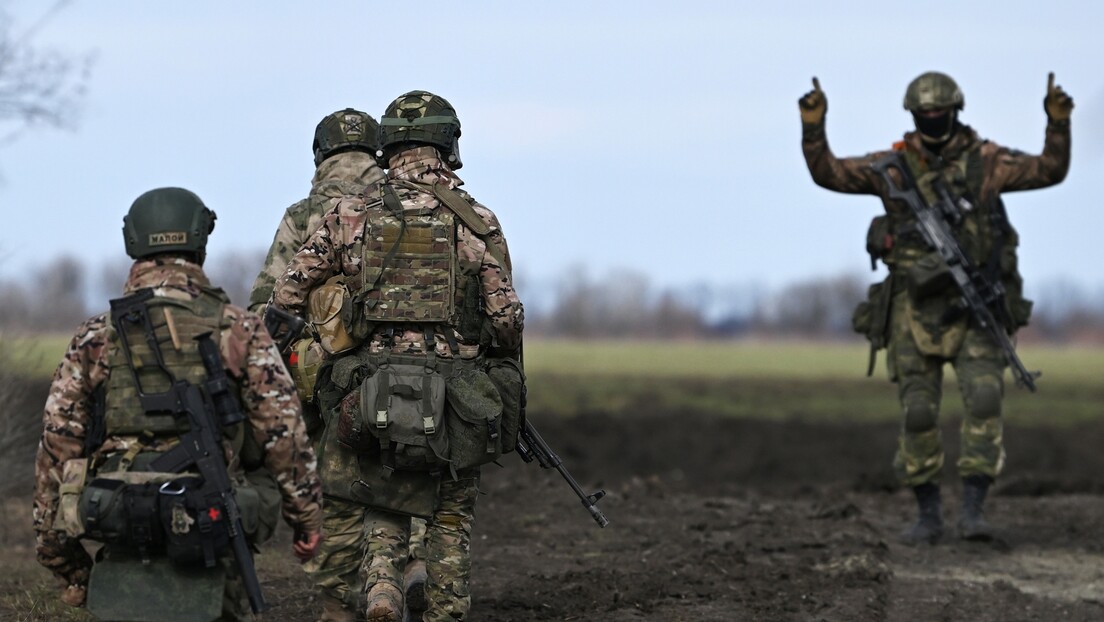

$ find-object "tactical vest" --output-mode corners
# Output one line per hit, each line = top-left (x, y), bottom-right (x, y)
(347, 184), (484, 343)
(103, 287), (243, 444)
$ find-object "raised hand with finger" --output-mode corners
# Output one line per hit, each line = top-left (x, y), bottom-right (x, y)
(799, 77), (828, 125)
(1044, 72), (1074, 122)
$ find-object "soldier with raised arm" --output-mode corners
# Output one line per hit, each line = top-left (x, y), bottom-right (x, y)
(799, 72), (1072, 543)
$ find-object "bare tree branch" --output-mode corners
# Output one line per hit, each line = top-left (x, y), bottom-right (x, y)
(0, 1), (93, 145)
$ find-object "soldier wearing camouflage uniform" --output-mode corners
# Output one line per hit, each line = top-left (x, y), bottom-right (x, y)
(269, 90), (524, 622)
(250, 108), (430, 622)
(33, 187), (323, 620)
(799, 72), (1072, 543)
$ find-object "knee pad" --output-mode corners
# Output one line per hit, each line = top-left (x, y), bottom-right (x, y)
(967, 377), (1002, 420)
(903, 397), (938, 433)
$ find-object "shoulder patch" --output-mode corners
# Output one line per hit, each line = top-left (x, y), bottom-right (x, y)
(892, 141), (907, 152)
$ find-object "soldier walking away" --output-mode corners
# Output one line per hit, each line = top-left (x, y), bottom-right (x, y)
(798, 72), (1072, 543)
(33, 188), (324, 621)
(268, 90), (524, 621)
(248, 108), (430, 621)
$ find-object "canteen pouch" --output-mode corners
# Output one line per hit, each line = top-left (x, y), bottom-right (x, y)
(308, 275), (359, 355)
(445, 364), (505, 470)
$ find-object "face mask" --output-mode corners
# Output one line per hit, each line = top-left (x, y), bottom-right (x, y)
(913, 110), (956, 144)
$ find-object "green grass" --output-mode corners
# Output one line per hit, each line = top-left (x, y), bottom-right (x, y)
(522, 340), (1104, 425)
(1, 334), (69, 379)
(6, 335), (1101, 425)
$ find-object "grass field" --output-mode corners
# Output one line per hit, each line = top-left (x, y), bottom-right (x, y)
(6, 335), (1102, 424)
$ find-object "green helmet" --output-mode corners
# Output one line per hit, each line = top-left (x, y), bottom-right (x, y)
(378, 90), (463, 169)
(903, 71), (964, 112)
(313, 108), (380, 166)
(122, 187), (216, 260)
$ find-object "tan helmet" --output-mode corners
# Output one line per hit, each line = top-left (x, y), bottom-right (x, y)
(903, 72), (964, 112)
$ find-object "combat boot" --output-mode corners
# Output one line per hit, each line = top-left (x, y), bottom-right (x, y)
(365, 582), (403, 622)
(957, 474), (995, 541)
(901, 482), (943, 544)
(403, 558), (428, 616)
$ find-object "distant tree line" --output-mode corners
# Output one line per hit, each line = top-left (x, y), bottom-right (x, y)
(2, 255), (1104, 343)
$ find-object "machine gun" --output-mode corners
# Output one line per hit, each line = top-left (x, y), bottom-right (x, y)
(110, 290), (267, 613)
(517, 420), (609, 528)
(870, 154), (1039, 391)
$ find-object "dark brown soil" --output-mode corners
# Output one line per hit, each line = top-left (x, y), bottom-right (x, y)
(8, 408), (1104, 621)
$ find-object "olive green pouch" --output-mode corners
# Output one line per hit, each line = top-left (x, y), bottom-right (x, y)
(445, 365), (504, 469)
(485, 357), (526, 455)
(339, 362), (449, 470)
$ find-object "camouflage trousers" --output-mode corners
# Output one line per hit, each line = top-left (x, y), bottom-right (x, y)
(888, 306), (1007, 488)
(304, 498), (428, 614)
(348, 468), (481, 622)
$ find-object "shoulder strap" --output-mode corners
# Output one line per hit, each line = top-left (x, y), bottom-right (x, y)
(406, 181), (491, 236)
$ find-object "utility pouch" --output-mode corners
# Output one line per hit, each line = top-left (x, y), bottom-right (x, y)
(851, 274), (894, 376)
(337, 361), (449, 471)
(288, 337), (325, 411)
(484, 357), (526, 455)
(157, 477), (231, 567)
(308, 275), (359, 355)
(79, 477), (162, 551)
(907, 251), (955, 301)
(58, 458), (89, 538)
(445, 363), (505, 470)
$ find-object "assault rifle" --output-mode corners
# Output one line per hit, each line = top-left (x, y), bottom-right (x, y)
(111, 291), (267, 613)
(870, 154), (1039, 391)
(517, 421), (609, 528)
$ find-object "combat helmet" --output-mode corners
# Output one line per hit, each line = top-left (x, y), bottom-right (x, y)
(313, 108), (380, 166)
(377, 90), (463, 169)
(122, 187), (216, 261)
(903, 71), (964, 112)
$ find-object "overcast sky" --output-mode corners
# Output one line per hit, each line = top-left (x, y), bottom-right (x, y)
(1, 1), (1101, 302)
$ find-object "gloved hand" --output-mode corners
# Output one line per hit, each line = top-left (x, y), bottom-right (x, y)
(1044, 72), (1074, 122)
(799, 77), (827, 125)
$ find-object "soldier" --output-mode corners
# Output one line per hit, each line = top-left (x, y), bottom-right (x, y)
(799, 72), (1072, 543)
(33, 187), (324, 621)
(249, 108), (429, 622)
(268, 90), (524, 621)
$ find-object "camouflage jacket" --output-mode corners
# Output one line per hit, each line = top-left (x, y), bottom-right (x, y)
(249, 150), (386, 311)
(802, 119), (1071, 272)
(270, 146), (524, 357)
(34, 258), (324, 590)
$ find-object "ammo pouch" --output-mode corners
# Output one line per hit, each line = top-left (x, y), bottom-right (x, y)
(484, 357), (526, 455)
(336, 357), (449, 471)
(906, 251), (955, 301)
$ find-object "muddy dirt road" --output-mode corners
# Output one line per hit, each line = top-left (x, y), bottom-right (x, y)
(7, 411), (1104, 621)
